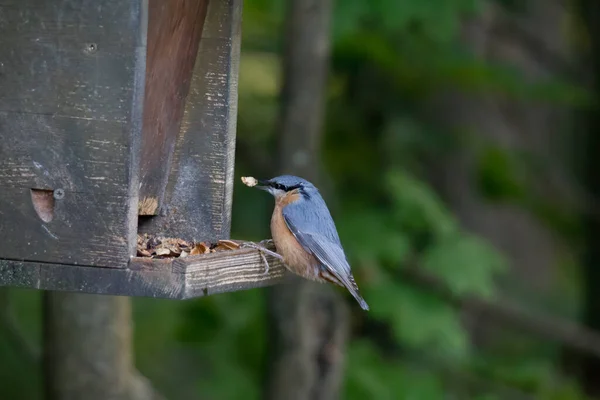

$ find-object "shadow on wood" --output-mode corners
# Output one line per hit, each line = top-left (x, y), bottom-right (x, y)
(137, 0), (242, 242)
(138, 0), (209, 216)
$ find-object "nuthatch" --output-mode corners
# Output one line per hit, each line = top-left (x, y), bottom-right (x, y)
(242, 175), (369, 311)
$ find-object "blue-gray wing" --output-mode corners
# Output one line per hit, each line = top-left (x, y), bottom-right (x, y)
(281, 193), (341, 243)
(282, 198), (369, 310)
(281, 196), (350, 275)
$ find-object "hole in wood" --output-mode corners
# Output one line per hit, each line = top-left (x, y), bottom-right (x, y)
(30, 189), (55, 223)
(137, 215), (154, 230)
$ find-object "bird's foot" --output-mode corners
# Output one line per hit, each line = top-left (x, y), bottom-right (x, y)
(259, 238), (275, 247)
(240, 241), (282, 260)
(260, 252), (269, 275)
(239, 241), (283, 275)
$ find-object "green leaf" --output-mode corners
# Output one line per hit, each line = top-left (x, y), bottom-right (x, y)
(332, 0), (366, 40)
(386, 169), (458, 239)
(344, 340), (446, 400)
(476, 145), (527, 202)
(366, 276), (471, 360)
(422, 234), (507, 298)
(338, 210), (412, 264)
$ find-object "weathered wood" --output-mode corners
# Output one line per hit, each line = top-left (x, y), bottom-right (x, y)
(0, 0), (147, 268)
(128, 257), (171, 271)
(43, 264), (186, 298)
(0, 246), (287, 299)
(174, 248), (287, 297)
(138, 0), (210, 215)
(138, 0), (242, 241)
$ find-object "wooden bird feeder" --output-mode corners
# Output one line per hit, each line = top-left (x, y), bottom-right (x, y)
(0, 0), (285, 299)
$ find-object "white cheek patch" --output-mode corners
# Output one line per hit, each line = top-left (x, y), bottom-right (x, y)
(269, 188), (286, 197)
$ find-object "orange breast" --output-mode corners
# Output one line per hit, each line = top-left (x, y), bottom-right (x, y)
(270, 192), (320, 281)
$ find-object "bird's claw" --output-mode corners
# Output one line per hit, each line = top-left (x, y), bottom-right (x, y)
(259, 238), (275, 247)
(239, 240), (283, 275)
(259, 251), (269, 275)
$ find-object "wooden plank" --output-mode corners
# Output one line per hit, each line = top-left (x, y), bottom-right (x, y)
(0, 244), (287, 298)
(184, 250), (290, 299)
(0, 0), (147, 267)
(40, 264), (185, 299)
(179, 249), (287, 298)
(0, 260), (41, 289)
(128, 257), (171, 271)
(0, 258), (185, 298)
(138, 0), (209, 215)
(138, 0), (242, 242)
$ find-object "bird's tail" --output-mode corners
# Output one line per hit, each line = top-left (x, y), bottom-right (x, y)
(320, 269), (370, 311)
(357, 296), (370, 311)
(347, 275), (370, 311)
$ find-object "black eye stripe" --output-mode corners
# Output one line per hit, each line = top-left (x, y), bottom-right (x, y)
(270, 182), (303, 192)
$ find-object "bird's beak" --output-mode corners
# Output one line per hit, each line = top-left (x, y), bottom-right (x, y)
(255, 179), (271, 190)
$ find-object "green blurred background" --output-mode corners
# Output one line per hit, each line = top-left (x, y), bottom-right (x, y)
(3, 0), (600, 398)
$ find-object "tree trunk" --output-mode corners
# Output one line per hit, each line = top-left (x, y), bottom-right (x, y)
(43, 292), (162, 400)
(266, 0), (350, 399)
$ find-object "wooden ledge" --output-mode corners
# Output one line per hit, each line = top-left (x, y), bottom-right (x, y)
(129, 247), (287, 298)
(0, 244), (288, 299)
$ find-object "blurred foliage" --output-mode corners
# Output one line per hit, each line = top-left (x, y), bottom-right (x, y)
(0, 0), (593, 399)
(180, 0), (588, 398)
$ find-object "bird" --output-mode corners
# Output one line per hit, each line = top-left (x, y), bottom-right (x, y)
(241, 175), (369, 311)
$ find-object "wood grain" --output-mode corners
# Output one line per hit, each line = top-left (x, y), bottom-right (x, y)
(0, 0), (147, 267)
(138, 0), (242, 242)
(138, 0), (209, 215)
(174, 248), (287, 297)
(0, 245), (288, 299)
